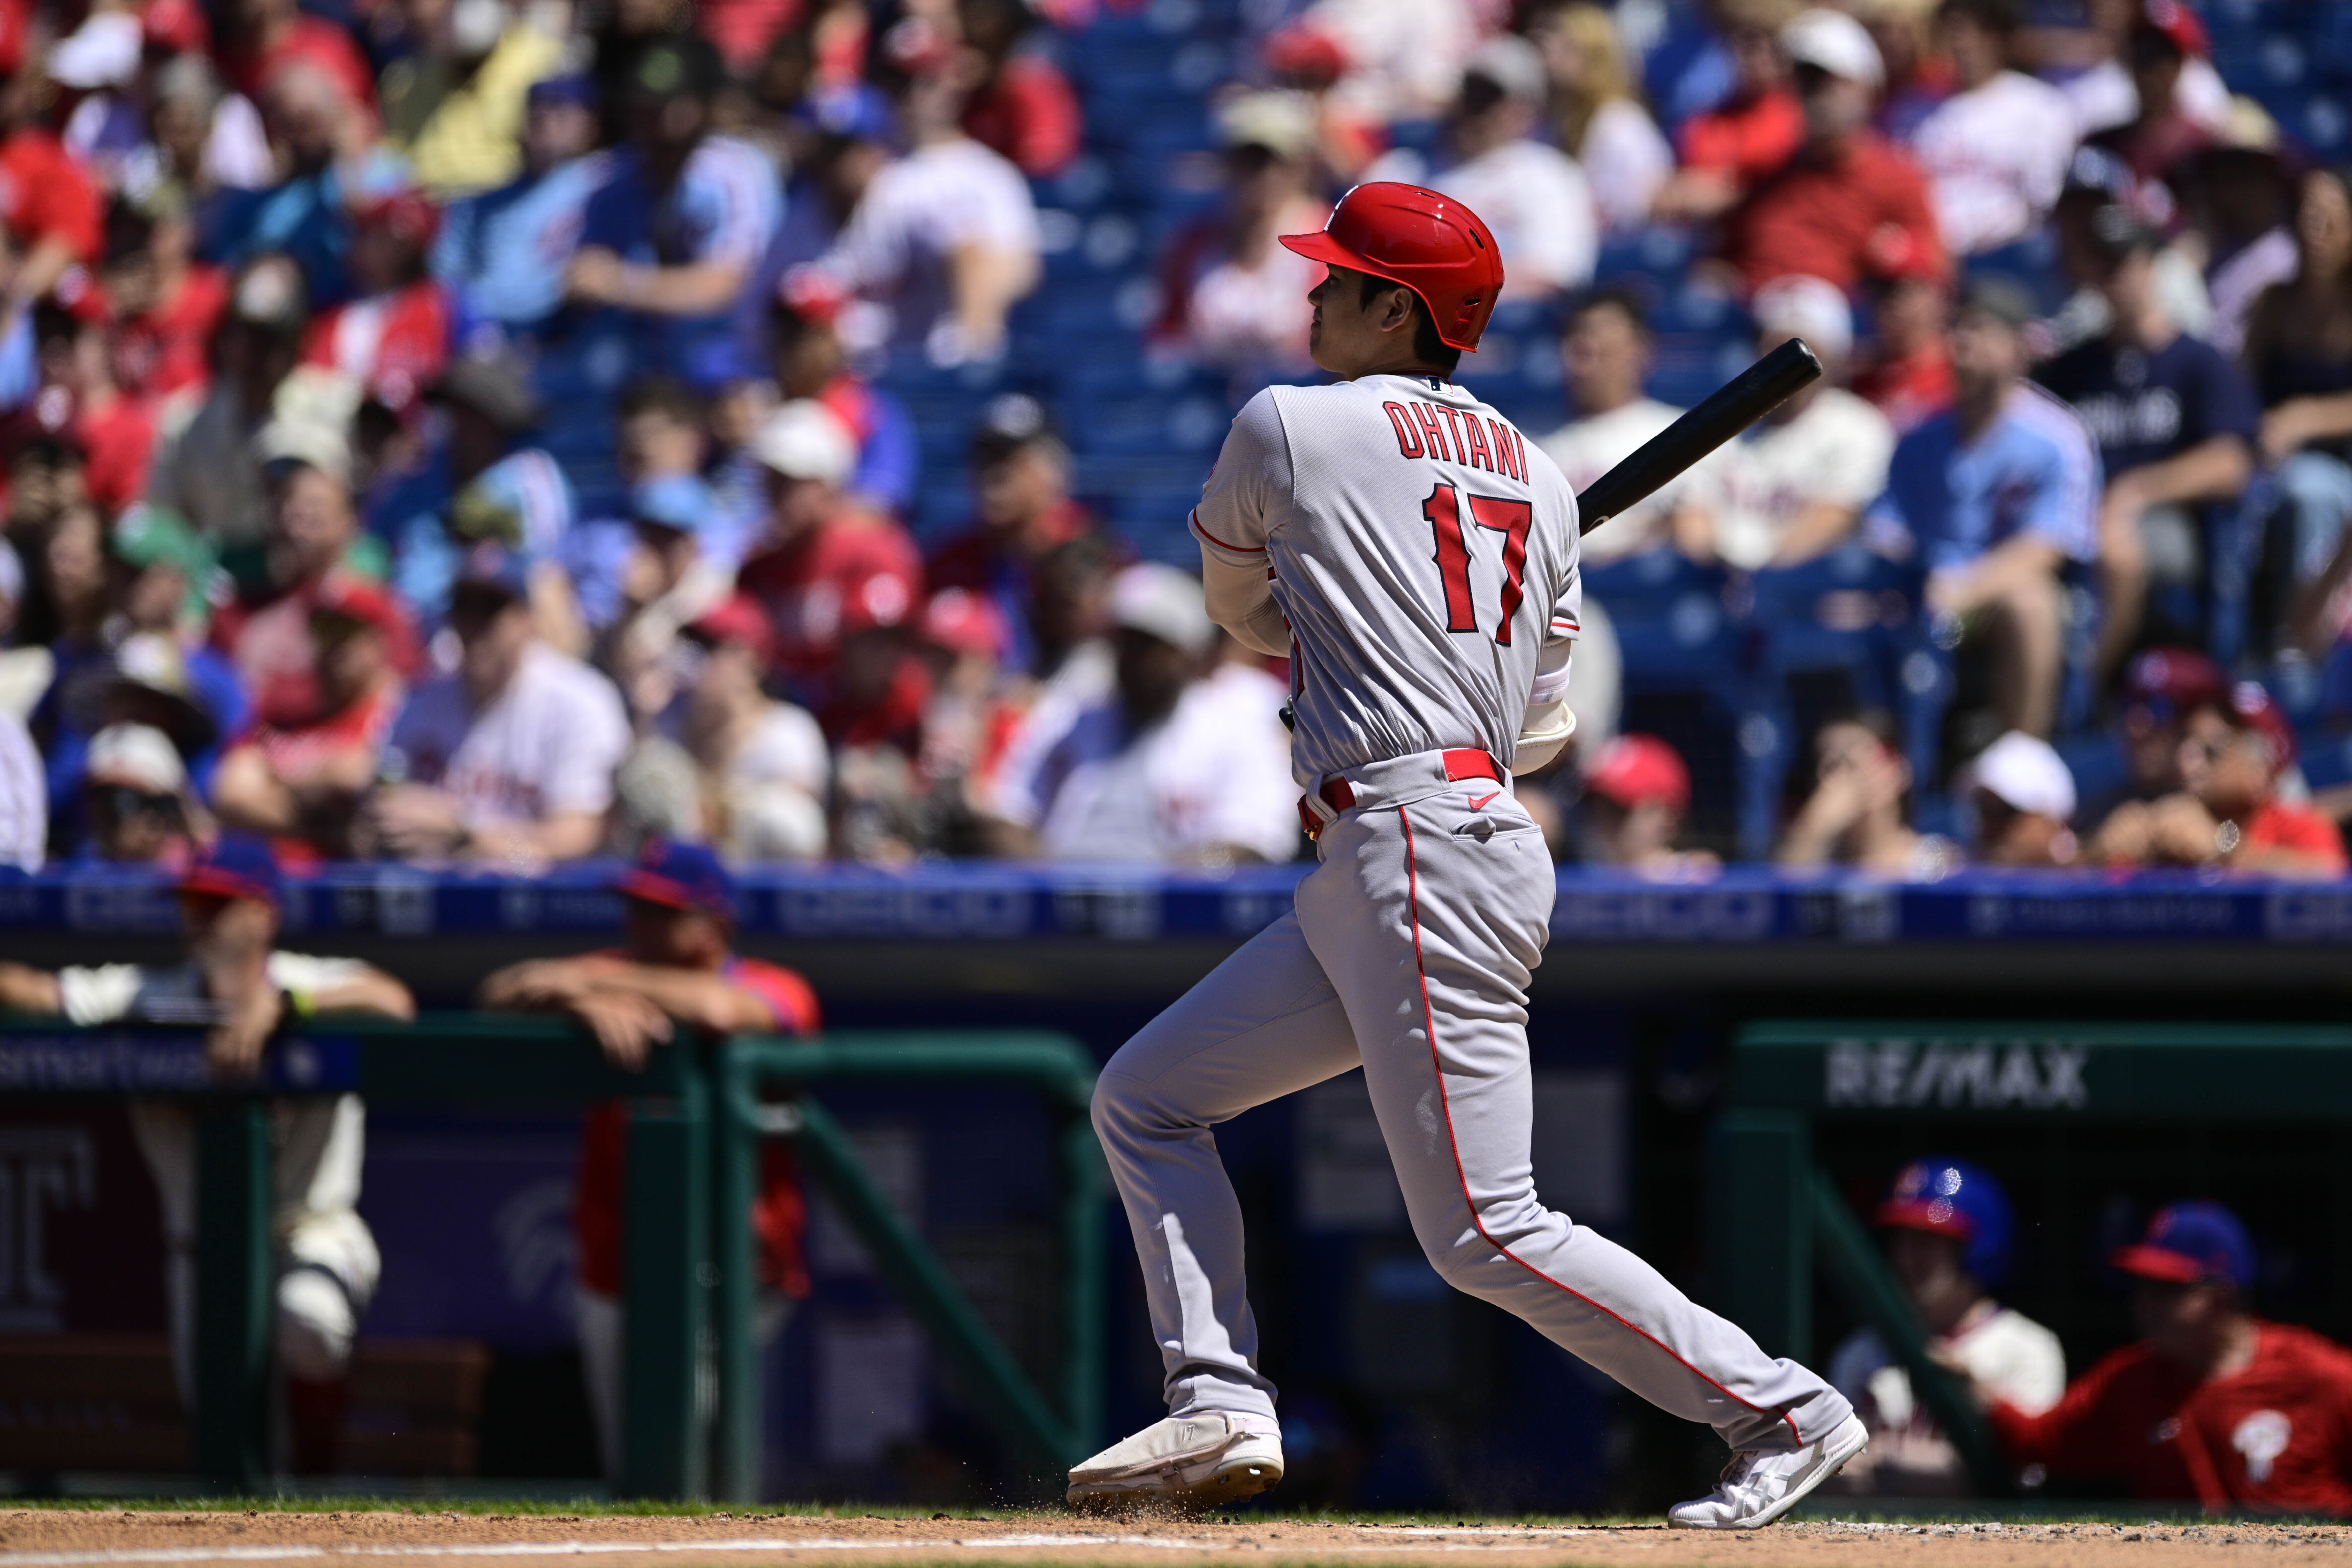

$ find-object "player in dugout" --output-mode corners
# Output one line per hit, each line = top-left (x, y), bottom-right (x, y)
(477, 838), (817, 1483)
(0, 834), (416, 1473)
(1963, 1201), (2352, 1514)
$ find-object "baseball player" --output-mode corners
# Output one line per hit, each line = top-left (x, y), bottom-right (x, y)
(1067, 183), (1865, 1527)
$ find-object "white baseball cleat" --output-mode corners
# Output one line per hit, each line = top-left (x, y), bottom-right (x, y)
(1065, 1411), (1284, 1512)
(1667, 1413), (1869, 1530)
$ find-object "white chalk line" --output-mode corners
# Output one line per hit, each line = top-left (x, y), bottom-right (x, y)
(0, 1531), (1616, 1567)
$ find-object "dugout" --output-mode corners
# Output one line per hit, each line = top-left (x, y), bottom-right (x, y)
(1714, 1021), (2352, 1495)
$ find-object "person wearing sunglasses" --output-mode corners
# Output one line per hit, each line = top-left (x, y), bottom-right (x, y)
(78, 721), (206, 866)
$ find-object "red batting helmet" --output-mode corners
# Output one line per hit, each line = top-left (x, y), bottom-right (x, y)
(1279, 182), (1505, 352)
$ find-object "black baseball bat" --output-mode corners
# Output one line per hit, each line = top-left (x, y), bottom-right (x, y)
(1574, 338), (1823, 536)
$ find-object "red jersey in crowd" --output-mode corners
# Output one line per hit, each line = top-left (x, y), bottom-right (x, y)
(1677, 89), (1803, 190)
(2242, 799), (2348, 873)
(737, 510), (924, 685)
(1721, 132), (1945, 293)
(302, 280), (452, 416)
(926, 497), (1093, 601)
(1853, 344), (1957, 436)
(212, 569), (420, 728)
(574, 955), (820, 1299)
(76, 393), (157, 515)
(0, 127), (103, 264)
(1990, 1321), (2352, 1514)
(963, 53), (1083, 178)
(114, 264), (231, 401)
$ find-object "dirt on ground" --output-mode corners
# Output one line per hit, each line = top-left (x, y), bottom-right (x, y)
(0, 1509), (2346, 1567)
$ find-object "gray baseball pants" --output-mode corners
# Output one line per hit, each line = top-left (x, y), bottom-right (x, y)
(1092, 749), (1851, 1454)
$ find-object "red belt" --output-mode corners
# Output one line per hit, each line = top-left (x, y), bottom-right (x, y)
(1298, 749), (1501, 841)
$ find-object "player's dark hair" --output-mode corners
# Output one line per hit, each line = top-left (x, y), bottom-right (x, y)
(1567, 284), (1651, 339)
(1937, 0), (2020, 33)
(618, 375), (704, 428)
(1358, 272), (1463, 377)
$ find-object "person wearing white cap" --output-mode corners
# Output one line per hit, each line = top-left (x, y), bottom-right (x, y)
(985, 564), (1298, 866)
(1362, 33), (1597, 299)
(736, 399), (927, 688)
(1718, 9), (1945, 294)
(1682, 274), (1897, 567)
(1153, 92), (1331, 373)
(1959, 730), (2079, 867)
(81, 722), (205, 867)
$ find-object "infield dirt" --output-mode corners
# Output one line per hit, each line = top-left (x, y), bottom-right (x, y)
(0, 1509), (2346, 1568)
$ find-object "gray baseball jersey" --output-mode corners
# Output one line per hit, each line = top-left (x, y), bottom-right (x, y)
(1191, 373), (1581, 783)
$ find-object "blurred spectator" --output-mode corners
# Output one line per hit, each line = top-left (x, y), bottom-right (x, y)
(600, 473), (731, 728)
(1776, 710), (1957, 877)
(77, 721), (204, 867)
(2087, 681), (2346, 879)
(211, 424), (386, 728)
(2176, 135), (2297, 363)
(1850, 270), (1954, 436)
(0, 835), (415, 1474)
(985, 563), (1295, 866)
(366, 542), (629, 865)
(957, 0), (1080, 180)
(1717, 9), (1945, 295)
(2039, 0), (2231, 142)
(1853, 0), (1951, 143)
(212, 575), (407, 857)
(1572, 733), (1719, 880)
(0, 64), (105, 334)
(812, 28), (1041, 364)
(2247, 170), (2352, 656)
(124, 53), (276, 201)
(478, 839), (816, 1483)
(2080, 644), (2227, 827)
(2037, 206), (2257, 677)
(1984, 1201), (2352, 1513)
(1829, 1158), (2062, 1495)
(299, 192), (450, 416)
(102, 193), (231, 406)
(913, 586), (1013, 857)
(928, 395), (1094, 673)
(106, 504), (248, 748)
(568, 35), (778, 391)
(205, 63), (409, 311)
(1152, 92), (1329, 376)
(1956, 729), (2078, 867)
(53, 630), (233, 856)
(736, 399), (925, 698)
(1686, 275), (1895, 567)
(769, 275), (917, 518)
(145, 256), (308, 547)
(1285, 0), (1478, 133)
(667, 594), (828, 863)
(219, 0), (376, 110)
(2080, 2), (2214, 187)
(1529, 3), (1673, 234)
(24, 303), (154, 519)
(2047, 145), (2212, 355)
(379, 0), (567, 199)
(1904, 0), (2076, 258)
(1652, 0), (1803, 224)
(1366, 35), (1596, 301)
(382, 352), (579, 646)
(0, 687), (34, 866)
(431, 73), (608, 338)
(1869, 278), (2098, 738)
(556, 375), (716, 637)
(1539, 287), (1710, 564)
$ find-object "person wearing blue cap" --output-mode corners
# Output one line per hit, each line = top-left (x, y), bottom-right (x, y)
(0, 834), (414, 1473)
(1976, 1201), (2352, 1513)
(1826, 1158), (2063, 1494)
(479, 837), (819, 1481)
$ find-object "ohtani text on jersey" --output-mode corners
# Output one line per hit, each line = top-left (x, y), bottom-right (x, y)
(1383, 399), (1530, 482)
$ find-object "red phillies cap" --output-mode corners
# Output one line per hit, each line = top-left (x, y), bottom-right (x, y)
(837, 565), (917, 639)
(2218, 680), (2296, 773)
(143, 0), (210, 53)
(920, 587), (1010, 660)
(1280, 182), (1505, 352)
(1583, 734), (1691, 813)
(685, 593), (777, 666)
(2121, 645), (2227, 719)
(356, 191), (441, 251)
(2136, 0), (2209, 58)
(309, 574), (407, 642)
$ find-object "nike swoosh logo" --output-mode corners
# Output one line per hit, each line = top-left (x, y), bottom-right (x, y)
(1467, 790), (1501, 811)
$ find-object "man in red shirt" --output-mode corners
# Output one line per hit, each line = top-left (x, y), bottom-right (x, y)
(926, 394), (1099, 676)
(1987, 1203), (2352, 1515)
(0, 67), (103, 327)
(478, 839), (818, 1483)
(219, 0), (375, 110)
(1718, 9), (1945, 295)
(736, 399), (924, 702)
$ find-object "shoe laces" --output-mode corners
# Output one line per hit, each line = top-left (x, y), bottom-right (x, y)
(1716, 1450), (1761, 1490)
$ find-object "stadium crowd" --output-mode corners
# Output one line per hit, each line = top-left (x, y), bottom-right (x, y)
(0, 0), (2344, 879)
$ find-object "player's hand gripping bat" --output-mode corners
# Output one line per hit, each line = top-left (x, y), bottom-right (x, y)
(1573, 338), (1824, 536)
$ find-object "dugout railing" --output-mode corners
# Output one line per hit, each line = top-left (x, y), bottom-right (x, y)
(0, 1014), (1105, 1500)
(1711, 1020), (2352, 1497)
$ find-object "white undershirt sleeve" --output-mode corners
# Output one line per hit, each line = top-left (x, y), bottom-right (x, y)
(1511, 635), (1577, 776)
